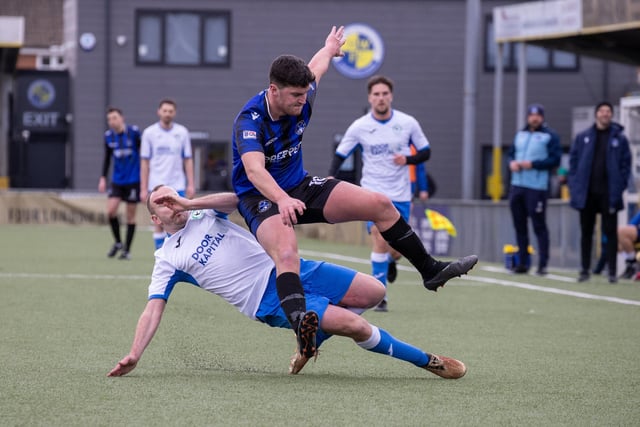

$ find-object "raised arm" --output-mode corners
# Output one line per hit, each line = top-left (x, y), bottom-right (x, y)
(307, 26), (345, 85)
(154, 190), (239, 214)
(108, 298), (166, 377)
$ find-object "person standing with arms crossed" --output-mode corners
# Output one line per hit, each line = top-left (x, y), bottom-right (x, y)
(508, 104), (561, 276)
(140, 99), (195, 250)
(98, 107), (142, 260)
(232, 27), (478, 360)
(328, 75), (432, 312)
(569, 101), (631, 283)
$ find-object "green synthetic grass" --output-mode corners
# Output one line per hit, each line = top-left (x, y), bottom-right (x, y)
(1, 224), (640, 426)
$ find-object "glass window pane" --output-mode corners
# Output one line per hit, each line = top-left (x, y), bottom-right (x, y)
(553, 50), (577, 68)
(486, 21), (511, 68)
(517, 43), (549, 69)
(165, 13), (200, 65)
(138, 15), (161, 62)
(204, 15), (228, 64)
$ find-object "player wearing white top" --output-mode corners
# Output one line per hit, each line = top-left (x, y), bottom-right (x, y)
(336, 110), (429, 202)
(107, 185), (467, 379)
(329, 76), (432, 312)
(140, 99), (195, 249)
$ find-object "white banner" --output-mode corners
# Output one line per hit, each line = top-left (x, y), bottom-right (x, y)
(493, 0), (582, 42)
(0, 16), (25, 46)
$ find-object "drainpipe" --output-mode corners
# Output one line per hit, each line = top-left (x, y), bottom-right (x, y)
(105, 0), (111, 107)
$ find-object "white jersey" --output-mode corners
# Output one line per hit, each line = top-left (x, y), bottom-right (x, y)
(141, 122), (192, 191)
(336, 110), (430, 202)
(148, 210), (274, 319)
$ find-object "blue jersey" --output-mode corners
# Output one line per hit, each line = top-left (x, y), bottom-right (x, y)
(103, 125), (141, 185)
(232, 82), (317, 197)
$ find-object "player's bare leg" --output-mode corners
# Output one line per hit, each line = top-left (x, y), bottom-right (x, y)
(291, 303), (465, 379)
(324, 181), (477, 291)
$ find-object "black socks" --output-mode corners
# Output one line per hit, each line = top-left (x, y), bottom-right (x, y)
(109, 217), (121, 243)
(380, 217), (440, 278)
(125, 224), (136, 252)
(276, 272), (306, 329)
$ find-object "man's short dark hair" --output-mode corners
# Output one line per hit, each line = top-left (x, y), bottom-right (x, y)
(595, 101), (613, 115)
(106, 107), (123, 116)
(159, 98), (177, 109)
(269, 55), (315, 88)
(367, 75), (394, 94)
(147, 184), (165, 214)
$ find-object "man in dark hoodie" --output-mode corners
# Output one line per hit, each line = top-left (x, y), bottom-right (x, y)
(508, 104), (562, 276)
(569, 101), (631, 283)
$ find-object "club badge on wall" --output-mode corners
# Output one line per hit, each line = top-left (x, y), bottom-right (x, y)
(332, 23), (385, 79)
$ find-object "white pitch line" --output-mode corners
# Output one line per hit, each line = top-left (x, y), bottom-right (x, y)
(301, 249), (379, 266)
(300, 249), (640, 307)
(3, 251), (638, 307)
(467, 275), (640, 306)
(481, 265), (577, 283)
(0, 272), (147, 280)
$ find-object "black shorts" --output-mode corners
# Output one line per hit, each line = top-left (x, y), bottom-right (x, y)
(238, 176), (340, 235)
(108, 182), (141, 203)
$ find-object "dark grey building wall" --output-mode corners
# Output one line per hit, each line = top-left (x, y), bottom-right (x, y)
(71, 0), (639, 197)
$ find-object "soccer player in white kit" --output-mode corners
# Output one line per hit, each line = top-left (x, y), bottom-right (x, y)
(140, 99), (195, 249)
(107, 185), (466, 379)
(329, 76), (432, 311)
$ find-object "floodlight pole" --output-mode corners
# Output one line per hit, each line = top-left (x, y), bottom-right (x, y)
(516, 42), (527, 130)
(488, 42), (504, 202)
(462, 0), (481, 199)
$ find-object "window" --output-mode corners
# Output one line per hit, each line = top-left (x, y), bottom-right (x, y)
(136, 10), (230, 67)
(484, 16), (579, 72)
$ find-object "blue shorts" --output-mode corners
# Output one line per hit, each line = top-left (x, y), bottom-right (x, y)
(366, 201), (411, 233)
(255, 259), (356, 331)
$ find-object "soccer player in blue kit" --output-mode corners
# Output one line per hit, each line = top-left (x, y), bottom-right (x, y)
(232, 27), (478, 362)
(98, 107), (142, 260)
(107, 185), (467, 379)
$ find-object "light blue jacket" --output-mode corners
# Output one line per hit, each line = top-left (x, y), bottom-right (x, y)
(509, 125), (562, 191)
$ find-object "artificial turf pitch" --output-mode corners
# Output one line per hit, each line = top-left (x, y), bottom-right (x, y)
(1, 224), (639, 426)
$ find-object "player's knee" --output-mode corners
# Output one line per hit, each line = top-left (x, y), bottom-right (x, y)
(343, 316), (371, 339)
(274, 247), (300, 269)
(365, 281), (386, 308)
(369, 192), (395, 219)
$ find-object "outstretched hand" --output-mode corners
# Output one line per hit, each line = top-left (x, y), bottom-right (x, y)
(154, 194), (190, 212)
(108, 354), (138, 377)
(325, 25), (346, 57)
(277, 195), (306, 227)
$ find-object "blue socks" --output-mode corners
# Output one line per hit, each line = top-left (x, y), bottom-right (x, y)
(371, 252), (389, 286)
(153, 232), (166, 250)
(357, 325), (429, 367)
